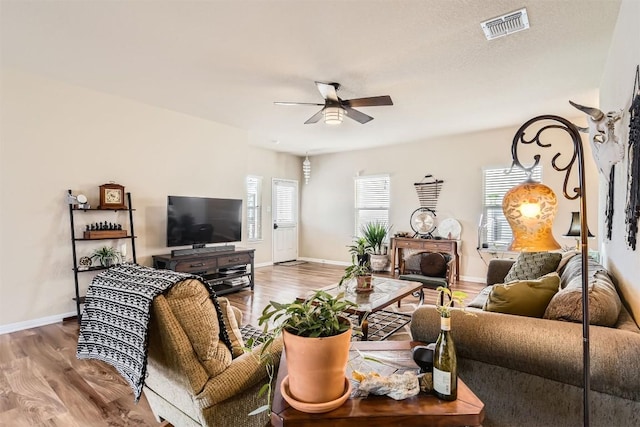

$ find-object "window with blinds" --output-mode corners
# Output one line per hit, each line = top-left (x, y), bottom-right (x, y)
(246, 176), (262, 240)
(354, 175), (390, 236)
(274, 181), (297, 225)
(482, 166), (541, 248)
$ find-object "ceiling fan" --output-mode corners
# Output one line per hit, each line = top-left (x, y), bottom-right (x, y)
(274, 81), (393, 125)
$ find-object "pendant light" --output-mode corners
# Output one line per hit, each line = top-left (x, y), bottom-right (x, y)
(303, 155), (311, 184)
(502, 178), (561, 252)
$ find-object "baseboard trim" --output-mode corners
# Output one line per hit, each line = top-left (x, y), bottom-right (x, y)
(297, 257), (350, 267)
(0, 311), (76, 335)
(460, 275), (486, 284)
(254, 261), (273, 268)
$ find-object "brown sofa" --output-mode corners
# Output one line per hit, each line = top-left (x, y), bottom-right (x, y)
(410, 254), (640, 427)
(143, 279), (282, 427)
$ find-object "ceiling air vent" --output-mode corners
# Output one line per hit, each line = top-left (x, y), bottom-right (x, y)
(481, 8), (529, 40)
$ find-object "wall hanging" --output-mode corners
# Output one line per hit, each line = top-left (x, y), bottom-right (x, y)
(626, 65), (640, 250)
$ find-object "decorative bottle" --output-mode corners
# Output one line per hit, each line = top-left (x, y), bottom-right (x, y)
(433, 314), (457, 401)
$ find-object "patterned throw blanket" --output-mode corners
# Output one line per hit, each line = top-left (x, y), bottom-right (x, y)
(76, 264), (232, 401)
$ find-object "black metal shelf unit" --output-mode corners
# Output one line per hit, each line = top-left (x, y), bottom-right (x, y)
(67, 189), (137, 322)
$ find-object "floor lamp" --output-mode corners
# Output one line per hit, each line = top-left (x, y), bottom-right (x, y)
(503, 115), (591, 426)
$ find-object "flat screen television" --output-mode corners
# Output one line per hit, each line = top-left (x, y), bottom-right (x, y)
(167, 196), (242, 247)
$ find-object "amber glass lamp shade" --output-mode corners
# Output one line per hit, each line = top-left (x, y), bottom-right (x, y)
(502, 180), (561, 252)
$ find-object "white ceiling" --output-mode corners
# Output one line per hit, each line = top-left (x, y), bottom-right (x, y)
(1, 0), (621, 156)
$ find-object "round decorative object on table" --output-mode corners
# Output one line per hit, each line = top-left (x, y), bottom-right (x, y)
(437, 218), (462, 240)
(410, 207), (436, 237)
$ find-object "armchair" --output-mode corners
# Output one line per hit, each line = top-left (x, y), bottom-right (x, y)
(143, 279), (282, 427)
(398, 251), (453, 304)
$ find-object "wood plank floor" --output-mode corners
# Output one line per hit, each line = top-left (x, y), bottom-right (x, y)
(0, 262), (483, 426)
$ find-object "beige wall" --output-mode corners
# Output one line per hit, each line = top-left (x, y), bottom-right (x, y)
(300, 125), (599, 282)
(0, 70), (300, 328)
(599, 0), (640, 322)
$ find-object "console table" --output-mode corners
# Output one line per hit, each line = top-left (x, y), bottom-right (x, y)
(152, 248), (255, 296)
(390, 237), (460, 282)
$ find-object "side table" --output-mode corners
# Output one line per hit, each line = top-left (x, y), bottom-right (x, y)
(270, 341), (485, 426)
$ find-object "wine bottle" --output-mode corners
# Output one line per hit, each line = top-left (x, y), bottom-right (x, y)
(433, 315), (457, 401)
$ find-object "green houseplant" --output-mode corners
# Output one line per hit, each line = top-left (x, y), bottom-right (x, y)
(338, 262), (372, 290)
(254, 290), (357, 414)
(347, 237), (372, 266)
(361, 221), (391, 272)
(90, 246), (121, 267)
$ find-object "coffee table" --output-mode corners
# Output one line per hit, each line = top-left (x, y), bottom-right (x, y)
(299, 277), (424, 340)
(270, 340), (485, 426)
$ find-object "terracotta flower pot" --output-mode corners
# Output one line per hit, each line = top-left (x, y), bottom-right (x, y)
(283, 322), (352, 405)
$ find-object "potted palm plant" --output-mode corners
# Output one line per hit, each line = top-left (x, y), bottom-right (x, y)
(361, 221), (391, 272)
(256, 290), (356, 414)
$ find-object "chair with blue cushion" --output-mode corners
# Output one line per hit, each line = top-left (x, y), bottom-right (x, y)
(398, 251), (454, 305)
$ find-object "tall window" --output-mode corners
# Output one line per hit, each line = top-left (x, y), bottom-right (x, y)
(246, 176), (262, 241)
(354, 174), (390, 235)
(482, 166), (541, 249)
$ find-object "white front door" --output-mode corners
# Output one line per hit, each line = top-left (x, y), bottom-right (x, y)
(272, 179), (298, 263)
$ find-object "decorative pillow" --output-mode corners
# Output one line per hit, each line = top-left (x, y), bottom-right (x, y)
(218, 297), (245, 358)
(164, 279), (232, 376)
(468, 286), (492, 309)
(544, 255), (621, 326)
(420, 252), (447, 277)
(483, 272), (560, 318)
(503, 252), (562, 283)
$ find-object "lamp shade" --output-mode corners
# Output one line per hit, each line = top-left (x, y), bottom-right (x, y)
(324, 107), (344, 124)
(563, 211), (595, 237)
(502, 180), (561, 252)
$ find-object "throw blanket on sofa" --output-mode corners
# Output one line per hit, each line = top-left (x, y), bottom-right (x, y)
(76, 264), (232, 401)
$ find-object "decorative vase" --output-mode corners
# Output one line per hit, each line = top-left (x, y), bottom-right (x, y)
(369, 254), (388, 272)
(282, 322), (352, 411)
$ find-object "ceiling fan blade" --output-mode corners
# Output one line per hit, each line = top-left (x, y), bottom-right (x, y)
(342, 95), (393, 108)
(304, 109), (325, 124)
(344, 106), (374, 124)
(274, 101), (324, 106)
(315, 81), (339, 102)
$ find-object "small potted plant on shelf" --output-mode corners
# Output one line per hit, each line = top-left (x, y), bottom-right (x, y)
(90, 246), (121, 267)
(254, 290), (357, 414)
(361, 221), (392, 272)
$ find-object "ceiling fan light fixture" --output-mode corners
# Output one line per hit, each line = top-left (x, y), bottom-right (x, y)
(323, 107), (344, 125)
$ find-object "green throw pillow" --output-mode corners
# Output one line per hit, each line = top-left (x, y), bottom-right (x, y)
(484, 272), (560, 318)
(503, 252), (562, 283)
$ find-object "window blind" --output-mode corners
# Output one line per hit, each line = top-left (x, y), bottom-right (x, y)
(354, 175), (390, 235)
(246, 176), (262, 240)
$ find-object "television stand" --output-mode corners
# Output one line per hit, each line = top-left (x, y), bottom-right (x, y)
(171, 245), (236, 257)
(152, 248), (254, 296)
